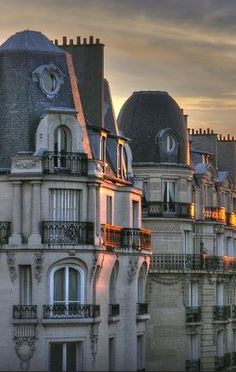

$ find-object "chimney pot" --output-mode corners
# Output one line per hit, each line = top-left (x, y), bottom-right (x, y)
(54, 39), (58, 45)
(63, 36), (67, 45)
(77, 36), (81, 44)
(89, 35), (94, 44)
(69, 39), (73, 45)
(96, 38), (100, 44)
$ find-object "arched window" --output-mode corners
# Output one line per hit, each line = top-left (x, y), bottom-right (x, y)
(54, 126), (72, 168)
(138, 265), (146, 304)
(50, 264), (85, 305)
(109, 261), (119, 305)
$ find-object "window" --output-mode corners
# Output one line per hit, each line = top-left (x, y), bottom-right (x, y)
(216, 330), (224, 357)
(189, 282), (198, 307)
(183, 231), (193, 255)
(137, 335), (144, 371)
(117, 144), (122, 177)
(54, 126), (72, 168)
(50, 342), (83, 372)
(106, 196), (113, 225)
(109, 262), (119, 305)
(216, 234), (224, 257)
(50, 189), (80, 222)
(100, 136), (106, 163)
(189, 334), (199, 362)
(163, 180), (176, 213)
(226, 237), (233, 257)
(19, 265), (32, 305)
(138, 264), (146, 304)
(132, 201), (139, 228)
(109, 337), (116, 371)
(216, 283), (224, 306)
(50, 265), (84, 305)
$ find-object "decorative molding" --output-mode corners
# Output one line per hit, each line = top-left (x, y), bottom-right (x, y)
(150, 274), (182, 286)
(214, 225), (225, 234)
(15, 160), (37, 169)
(14, 325), (37, 370)
(127, 256), (138, 283)
(34, 252), (44, 283)
(7, 251), (17, 283)
(90, 325), (98, 367)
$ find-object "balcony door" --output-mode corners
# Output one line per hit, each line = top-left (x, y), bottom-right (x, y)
(189, 282), (198, 307)
(50, 189), (80, 222)
(163, 180), (176, 213)
(50, 342), (83, 372)
(19, 265), (32, 305)
(54, 126), (72, 168)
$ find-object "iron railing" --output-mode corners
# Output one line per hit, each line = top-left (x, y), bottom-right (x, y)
(13, 305), (37, 319)
(215, 354), (231, 370)
(204, 207), (226, 223)
(185, 359), (200, 371)
(137, 303), (148, 315)
(42, 152), (88, 176)
(42, 221), (94, 245)
(142, 201), (195, 219)
(232, 352), (236, 366)
(186, 307), (201, 323)
(150, 254), (236, 272)
(232, 305), (236, 319)
(102, 224), (152, 250)
(213, 306), (231, 321)
(43, 304), (100, 319)
(0, 222), (11, 244)
(109, 304), (120, 317)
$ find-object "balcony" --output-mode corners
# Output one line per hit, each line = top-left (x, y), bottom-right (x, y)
(186, 307), (201, 323)
(142, 201), (195, 219)
(215, 354), (231, 370)
(226, 212), (236, 228)
(102, 224), (151, 251)
(43, 304), (100, 319)
(150, 254), (236, 272)
(42, 221), (94, 245)
(0, 222), (11, 244)
(42, 152), (88, 176)
(204, 207), (226, 223)
(13, 305), (37, 319)
(213, 306), (231, 321)
(185, 359), (200, 371)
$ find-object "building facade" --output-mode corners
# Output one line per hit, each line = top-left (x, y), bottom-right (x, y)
(118, 91), (236, 371)
(0, 31), (151, 371)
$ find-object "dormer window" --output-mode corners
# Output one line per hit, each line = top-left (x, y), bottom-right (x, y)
(54, 126), (71, 168)
(100, 135), (106, 163)
(117, 139), (125, 178)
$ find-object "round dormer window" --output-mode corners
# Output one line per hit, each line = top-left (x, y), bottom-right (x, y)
(32, 63), (64, 99)
(156, 128), (178, 155)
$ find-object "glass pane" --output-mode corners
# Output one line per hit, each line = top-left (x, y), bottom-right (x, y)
(69, 268), (79, 302)
(54, 268), (65, 302)
(50, 343), (63, 372)
(67, 343), (77, 372)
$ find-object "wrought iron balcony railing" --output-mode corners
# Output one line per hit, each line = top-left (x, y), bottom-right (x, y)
(150, 254), (236, 272)
(122, 228), (152, 250)
(109, 304), (120, 317)
(204, 207), (226, 223)
(102, 224), (152, 250)
(137, 303), (148, 315)
(232, 352), (236, 366)
(0, 222), (11, 244)
(186, 307), (201, 323)
(226, 212), (236, 228)
(215, 354), (231, 370)
(213, 306), (231, 321)
(185, 359), (200, 371)
(42, 221), (94, 245)
(43, 304), (100, 319)
(142, 201), (195, 219)
(13, 305), (37, 319)
(232, 305), (236, 319)
(42, 152), (88, 176)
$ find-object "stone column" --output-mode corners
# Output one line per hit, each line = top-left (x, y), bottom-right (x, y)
(9, 181), (22, 245)
(28, 181), (41, 245)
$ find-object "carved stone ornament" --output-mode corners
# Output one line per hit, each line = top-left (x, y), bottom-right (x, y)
(214, 225), (225, 234)
(34, 252), (43, 283)
(127, 256), (138, 283)
(150, 274), (182, 286)
(15, 160), (37, 169)
(7, 251), (17, 282)
(14, 335), (37, 370)
(90, 325), (98, 367)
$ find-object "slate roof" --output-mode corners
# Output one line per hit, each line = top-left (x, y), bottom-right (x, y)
(118, 91), (189, 164)
(0, 30), (64, 53)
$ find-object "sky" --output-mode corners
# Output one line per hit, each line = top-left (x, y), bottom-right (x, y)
(1, 0), (236, 136)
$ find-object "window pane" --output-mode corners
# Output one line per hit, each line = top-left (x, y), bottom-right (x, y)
(69, 268), (79, 302)
(54, 268), (65, 303)
(19, 265), (32, 305)
(50, 343), (63, 372)
(67, 343), (77, 372)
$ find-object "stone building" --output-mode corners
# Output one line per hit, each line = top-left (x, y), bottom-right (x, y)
(118, 91), (236, 371)
(0, 30), (152, 371)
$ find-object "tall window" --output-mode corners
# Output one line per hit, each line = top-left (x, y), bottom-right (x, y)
(137, 335), (144, 371)
(189, 282), (198, 307)
(50, 265), (84, 305)
(216, 283), (224, 306)
(117, 144), (123, 177)
(109, 262), (119, 305)
(100, 136), (106, 163)
(109, 337), (116, 371)
(106, 196), (113, 225)
(50, 189), (80, 222)
(138, 264), (146, 304)
(183, 231), (192, 255)
(216, 234), (224, 256)
(163, 180), (176, 213)
(50, 342), (83, 372)
(226, 237), (233, 256)
(54, 126), (71, 168)
(19, 265), (32, 305)
(132, 201), (139, 228)
(189, 334), (199, 362)
(216, 330), (224, 358)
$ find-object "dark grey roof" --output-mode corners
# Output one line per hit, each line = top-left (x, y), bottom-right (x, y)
(0, 30), (64, 53)
(118, 91), (189, 165)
